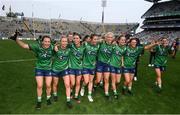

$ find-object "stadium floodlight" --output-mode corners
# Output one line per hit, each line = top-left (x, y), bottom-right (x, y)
(101, 0), (107, 33)
(102, 0), (107, 7)
(101, 0), (107, 23)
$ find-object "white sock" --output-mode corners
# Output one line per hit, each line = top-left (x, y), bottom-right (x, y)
(158, 84), (162, 88)
(105, 92), (109, 96)
(67, 97), (70, 102)
(128, 86), (132, 90)
(75, 93), (78, 98)
(113, 90), (117, 93)
(53, 92), (57, 96)
(37, 97), (42, 102)
(88, 91), (92, 96)
(47, 95), (51, 100)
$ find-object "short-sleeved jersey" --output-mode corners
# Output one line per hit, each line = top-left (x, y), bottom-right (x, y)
(110, 45), (126, 68)
(98, 41), (113, 64)
(28, 43), (54, 70)
(69, 43), (85, 69)
(124, 46), (144, 68)
(154, 45), (172, 66)
(83, 42), (99, 69)
(52, 47), (70, 72)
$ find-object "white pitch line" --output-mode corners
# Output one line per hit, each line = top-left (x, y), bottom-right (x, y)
(0, 59), (36, 63)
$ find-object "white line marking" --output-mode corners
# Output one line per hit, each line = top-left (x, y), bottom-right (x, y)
(0, 59), (36, 63)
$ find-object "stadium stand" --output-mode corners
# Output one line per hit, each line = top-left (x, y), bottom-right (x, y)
(0, 16), (139, 39)
(134, 0), (180, 43)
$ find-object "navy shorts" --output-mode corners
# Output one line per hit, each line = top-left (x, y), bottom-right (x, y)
(123, 67), (135, 74)
(96, 61), (111, 73)
(82, 68), (95, 75)
(35, 69), (52, 77)
(110, 66), (122, 74)
(52, 69), (69, 77)
(154, 65), (166, 72)
(69, 68), (82, 76)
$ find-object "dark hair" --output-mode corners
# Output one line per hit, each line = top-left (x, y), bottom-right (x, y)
(73, 32), (82, 39)
(83, 35), (90, 41)
(42, 35), (51, 41)
(118, 35), (125, 41)
(129, 38), (137, 43)
(125, 34), (132, 40)
(90, 34), (98, 40)
(68, 32), (73, 36)
(160, 37), (168, 41)
(135, 38), (140, 45)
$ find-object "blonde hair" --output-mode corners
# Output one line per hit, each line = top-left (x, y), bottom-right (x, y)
(105, 32), (114, 39)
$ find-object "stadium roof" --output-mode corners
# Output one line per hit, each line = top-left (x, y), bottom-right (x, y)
(142, 0), (180, 18)
(144, 0), (161, 3)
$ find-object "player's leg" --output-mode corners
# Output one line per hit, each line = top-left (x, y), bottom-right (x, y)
(35, 76), (43, 109)
(35, 69), (44, 109)
(80, 69), (90, 96)
(116, 67), (122, 90)
(80, 74), (89, 96)
(128, 73), (135, 95)
(111, 72), (116, 93)
(69, 69), (75, 98)
(151, 52), (155, 67)
(52, 76), (59, 102)
(104, 71), (110, 98)
(155, 67), (162, 92)
(116, 73), (121, 84)
(134, 61), (138, 81)
(148, 52), (153, 66)
(63, 75), (72, 108)
(74, 70), (82, 103)
(88, 74), (95, 102)
(95, 72), (102, 87)
(110, 66), (116, 96)
(122, 68), (130, 95)
(103, 64), (111, 99)
(94, 61), (103, 88)
(45, 76), (52, 105)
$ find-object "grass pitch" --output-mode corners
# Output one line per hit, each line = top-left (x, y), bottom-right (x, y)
(0, 40), (180, 114)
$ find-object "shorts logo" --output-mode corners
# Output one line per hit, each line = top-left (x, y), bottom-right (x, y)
(65, 71), (68, 74)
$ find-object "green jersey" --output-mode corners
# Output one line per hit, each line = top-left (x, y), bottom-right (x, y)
(124, 46), (143, 68)
(98, 41), (113, 64)
(154, 45), (172, 66)
(83, 42), (99, 69)
(69, 43), (85, 69)
(29, 43), (54, 70)
(52, 47), (70, 72)
(110, 45), (126, 68)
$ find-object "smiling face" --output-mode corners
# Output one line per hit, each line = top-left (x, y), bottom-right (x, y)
(73, 34), (81, 45)
(91, 35), (98, 45)
(85, 36), (91, 43)
(60, 37), (68, 49)
(161, 38), (169, 47)
(42, 37), (51, 49)
(130, 39), (137, 48)
(118, 36), (126, 46)
(68, 34), (73, 42)
(105, 32), (114, 44)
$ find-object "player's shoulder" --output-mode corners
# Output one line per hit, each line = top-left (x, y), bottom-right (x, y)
(28, 42), (39, 50)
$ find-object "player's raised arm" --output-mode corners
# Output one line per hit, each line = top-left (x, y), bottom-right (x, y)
(15, 38), (30, 49)
(9, 30), (29, 49)
(144, 40), (160, 50)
